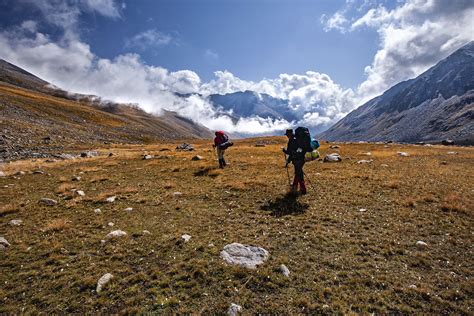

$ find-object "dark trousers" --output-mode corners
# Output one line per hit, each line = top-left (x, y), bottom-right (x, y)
(293, 161), (304, 182)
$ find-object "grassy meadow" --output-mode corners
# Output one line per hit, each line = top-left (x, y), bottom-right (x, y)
(0, 138), (473, 314)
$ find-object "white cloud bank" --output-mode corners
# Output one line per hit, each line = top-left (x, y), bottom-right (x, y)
(0, 0), (472, 136)
(323, 0), (474, 102)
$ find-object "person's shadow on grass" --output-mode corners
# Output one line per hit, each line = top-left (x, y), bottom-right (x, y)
(261, 192), (309, 217)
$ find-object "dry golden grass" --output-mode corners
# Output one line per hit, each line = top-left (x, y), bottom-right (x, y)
(0, 204), (19, 216)
(0, 138), (473, 314)
(43, 218), (70, 232)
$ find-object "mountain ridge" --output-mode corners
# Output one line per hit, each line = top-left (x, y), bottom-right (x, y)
(320, 41), (474, 144)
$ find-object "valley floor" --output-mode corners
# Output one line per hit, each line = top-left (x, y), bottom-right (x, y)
(0, 138), (473, 314)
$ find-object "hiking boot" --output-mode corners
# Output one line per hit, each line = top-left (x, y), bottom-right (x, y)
(300, 181), (307, 195)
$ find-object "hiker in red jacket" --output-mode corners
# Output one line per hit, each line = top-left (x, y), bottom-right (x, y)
(213, 131), (233, 168)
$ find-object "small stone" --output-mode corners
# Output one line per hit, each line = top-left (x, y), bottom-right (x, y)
(9, 219), (23, 226)
(357, 159), (373, 164)
(142, 154), (153, 160)
(408, 284), (417, 289)
(0, 237), (11, 248)
(72, 176), (81, 181)
(96, 273), (113, 293)
(15, 171), (26, 176)
(106, 196), (116, 203)
(181, 234), (191, 242)
(76, 190), (85, 196)
(100, 239), (106, 244)
(40, 198), (58, 206)
(362, 152), (372, 156)
(124, 207), (133, 212)
(173, 192), (183, 198)
(33, 170), (44, 174)
(142, 230), (151, 235)
(279, 264), (290, 277)
(106, 230), (127, 238)
(322, 304), (330, 309)
(108, 153), (114, 157)
(447, 151), (458, 155)
(359, 208), (367, 212)
(397, 152), (410, 157)
(380, 164), (389, 167)
(323, 153), (342, 162)
(108, 222), (114, 227)
(0, 171), (6, 177)
(440, 161), (448, 165)
(94, 208), (102, 214)
(329, 145), (340, 149)
(208, 243), (215, 248)
(191, 155), (203, 161)
(416, 240), (428, 248)
(228, 303), (242, 316)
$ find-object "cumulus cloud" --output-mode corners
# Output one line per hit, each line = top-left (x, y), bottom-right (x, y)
(322, 0), (474, 102)
(125, 29), (173, 50)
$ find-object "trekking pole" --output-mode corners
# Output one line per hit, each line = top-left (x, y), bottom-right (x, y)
(282, 151), (291, 187)
(303, 171), (316, 191)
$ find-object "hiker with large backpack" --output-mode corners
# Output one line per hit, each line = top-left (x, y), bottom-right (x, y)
(283, 127), (320, 195)
(213, 131), (233, 168)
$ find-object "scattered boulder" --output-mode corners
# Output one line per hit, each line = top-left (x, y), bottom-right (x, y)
(191, 155), (203, 161)
(142, 154), (153, 160)
(442, 139), (454, 146)
(329, 145), (340, 149)
(142, 230), (151, 235)
(33, 170), (45, 174)
(397, 152), (410, 157)
(424, 144), (433, 147)
(323, 153), (342, 162)
(228, 303), (242, 316)
(221, 243), (269, 269)
(176, 143), (194, 151)
(362, 152), (372, 156)
(357, 159), (373, 164)
(279, 264), (290, 277)
(15, 171), (26, 176)
(108, 222), (114, 226)
(380, 164), (389, 167)
(57, 153), (76, 160)
(106, 230), (127, 238)
(96, 273), (113, 293)
(94, 208), (102, 214)
(9, 219), (22, 226)
(40, 198), (58, 206)
(124, 207), (133, 212)
(440, 161), (448, 165)
(408, 284), (418, 289)
(0, 236), (11, 250)
(447, 151), (458, 155)
(416, 240), (428, 248)
(181, 234), (191, 242)
(81, 151), (99, 158)
(72, 176), (81, 181)
(75, 190), (85, 196)
(106, 196), (116, 203)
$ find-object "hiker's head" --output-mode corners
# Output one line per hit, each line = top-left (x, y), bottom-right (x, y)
(285, 129), (294, 138)
(215, 131), (223, 137)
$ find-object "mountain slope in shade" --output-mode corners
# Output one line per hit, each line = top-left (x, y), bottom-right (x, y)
(0, 59), (211, 160)
(320, 41), (474, 144)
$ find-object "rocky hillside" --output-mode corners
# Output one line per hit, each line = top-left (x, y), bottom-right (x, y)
(320, 42), (474, 144)
(0, 60), (212, 160)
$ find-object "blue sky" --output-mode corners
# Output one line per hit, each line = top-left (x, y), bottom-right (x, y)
(1, 0), (382, 88)
(0, 0), (472, 134)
